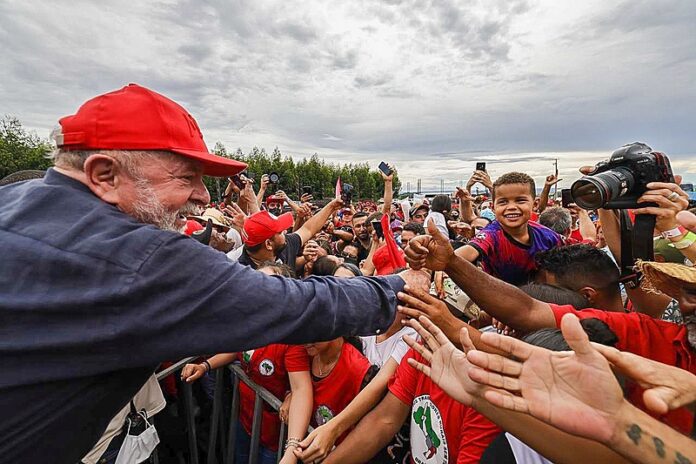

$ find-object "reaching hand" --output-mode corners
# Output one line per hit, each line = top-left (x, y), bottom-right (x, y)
(545, 174), (562, 188)
(472, 170), (493, 190)
(259, 174), (270, 190)
(223, 203), (247, 229)
(303, 240), (320, 263)
(402, 316), (484, 406)
(403, 219), (454, 271)
(397, 285), (459, 343)
(465, 313), (624, 445)
(279, 393), (292, 423)
(180, 363), (207, 383)
(294, 423), (340, 462)
(592, 343), (696, 415)
(300, 192), (313, 203)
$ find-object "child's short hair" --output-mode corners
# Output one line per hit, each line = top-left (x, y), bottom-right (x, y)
(492, 172), (536, 199)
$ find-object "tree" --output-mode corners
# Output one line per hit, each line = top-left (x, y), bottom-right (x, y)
(0, 116), (53, 179)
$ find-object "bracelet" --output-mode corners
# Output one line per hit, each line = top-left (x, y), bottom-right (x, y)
(203, 360), (212, 372)
(662, 225), (687, 239)
(284, 438), (302, 451)
(672, 232), (696, 250)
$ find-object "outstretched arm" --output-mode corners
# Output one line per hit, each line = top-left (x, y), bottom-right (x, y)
(320, 393), (409, 464)
(297, 199), (342, 245)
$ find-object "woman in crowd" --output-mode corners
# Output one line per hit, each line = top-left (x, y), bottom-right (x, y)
(180, 262), (312, 464)
(294, 267), (431, 463)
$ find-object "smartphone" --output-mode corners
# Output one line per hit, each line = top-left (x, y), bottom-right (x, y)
(230, 174), (245, 190)
(561, 189), (573, 208)
(341, 184), (354, 205)
(476, 162), (486, 172)
(302, 185), (313, 195)
(378, 161), (393, 177)
(371, 220), (384, 239)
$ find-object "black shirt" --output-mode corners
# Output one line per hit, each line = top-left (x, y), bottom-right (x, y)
(237, 232), (303, 270)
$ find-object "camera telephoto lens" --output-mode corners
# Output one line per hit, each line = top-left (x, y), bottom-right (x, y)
(269, 173), (280, 183)
(571, 168), (634, 209)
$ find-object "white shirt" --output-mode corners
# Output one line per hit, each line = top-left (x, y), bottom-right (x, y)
(361, 326), (417, 368)
(425, 211), (448, 238)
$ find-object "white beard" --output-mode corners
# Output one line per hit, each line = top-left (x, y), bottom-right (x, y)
(130, 179), (198, 233)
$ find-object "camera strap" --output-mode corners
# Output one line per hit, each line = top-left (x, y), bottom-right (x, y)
(619, 210), (655, 288)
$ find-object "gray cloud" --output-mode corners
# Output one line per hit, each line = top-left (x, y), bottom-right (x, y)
(0, 0), (694, 190)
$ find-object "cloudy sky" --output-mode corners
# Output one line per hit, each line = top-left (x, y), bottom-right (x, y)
(1, 0), (695, 191)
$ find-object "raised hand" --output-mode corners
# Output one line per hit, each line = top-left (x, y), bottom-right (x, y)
(592, 343), (696, 415)
(402, 316), (483, 406)
(544, 174), (562, 187)
(465, 313), (624, 445)
(634, 182), (690, 232)
(403, 219), (454, 271)
(223, 202), (247, 229)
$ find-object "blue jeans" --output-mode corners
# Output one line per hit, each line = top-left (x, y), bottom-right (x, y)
(234, 421), (278, 464)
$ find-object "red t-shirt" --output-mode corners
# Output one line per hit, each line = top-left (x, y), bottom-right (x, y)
(389, 349), (500, 464)
(310, 342), (372, 444)
(239, 344), (310, 451)
(550, 304), (695, 435)
(569, 227), (584, 242)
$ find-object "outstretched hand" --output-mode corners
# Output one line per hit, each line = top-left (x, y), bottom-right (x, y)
(403, 219), (454, 271)
(465, 313), (624, 445)
(403, 316), (484, 407)
(592, 343), (696, 415)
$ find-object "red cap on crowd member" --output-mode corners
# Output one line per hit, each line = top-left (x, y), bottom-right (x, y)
(55, 83), (247, 177)
(242, 211), (294, 246)
(184, 220), (204, 236)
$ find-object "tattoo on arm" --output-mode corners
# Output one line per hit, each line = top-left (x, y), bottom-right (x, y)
(674, 451), (692, 464)
(653, 437), (665, 458)
(626, 424), (642, 445)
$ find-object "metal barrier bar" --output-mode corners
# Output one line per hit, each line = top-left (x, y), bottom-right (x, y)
(249, 395), (264, 464)
(156, 356), (197, 380)
(207, 368), (226, 464)
(225, 374), (241, 464)
(277, 420), (287, 462)
(183, 380), (200, 464)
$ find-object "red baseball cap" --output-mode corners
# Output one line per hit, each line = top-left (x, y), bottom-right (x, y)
(242, 210), (294, 246)
(56, 83), (247, 177)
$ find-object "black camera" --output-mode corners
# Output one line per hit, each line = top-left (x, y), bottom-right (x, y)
(268, 172), (280, 184)
(571, 142), (674, 210)
(341, 183), (354, 205)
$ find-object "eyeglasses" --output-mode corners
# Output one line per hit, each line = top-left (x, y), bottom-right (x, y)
(339, 253), (357, 260)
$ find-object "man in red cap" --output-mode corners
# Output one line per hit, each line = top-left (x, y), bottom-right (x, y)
(0, 84), (418, 464)
(234, 198), (342, 271)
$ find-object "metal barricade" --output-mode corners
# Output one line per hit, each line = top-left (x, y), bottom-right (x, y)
(155, 358), (298, 464)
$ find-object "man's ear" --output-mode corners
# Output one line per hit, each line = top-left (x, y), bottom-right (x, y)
(82, 154), (123, 205)
(264, 238), (274, 252)
(578, 286), (598, 304)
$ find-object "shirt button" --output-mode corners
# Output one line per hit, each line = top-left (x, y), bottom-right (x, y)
(376, 329), (381, 334)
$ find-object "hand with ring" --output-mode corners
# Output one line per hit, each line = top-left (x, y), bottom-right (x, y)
(633, 180), (689, 233)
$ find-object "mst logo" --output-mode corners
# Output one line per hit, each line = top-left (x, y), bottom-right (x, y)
(259, 359), (275, 376)
(314, 405), (334, 426)
(410, 395), (448, 464)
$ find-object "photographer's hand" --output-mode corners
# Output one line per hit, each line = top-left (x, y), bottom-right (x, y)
(634, 182), (689, 233)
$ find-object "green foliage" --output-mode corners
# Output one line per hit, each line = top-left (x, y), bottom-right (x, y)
(205, 145), (401, 202)
(0, 117), (400, 201)
(0, 116), (53, 179)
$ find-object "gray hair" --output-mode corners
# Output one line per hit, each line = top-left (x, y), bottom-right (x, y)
(47, 148), (172, 178)
(539, 207), (572, 235)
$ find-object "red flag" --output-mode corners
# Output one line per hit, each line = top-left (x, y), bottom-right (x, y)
(373, 213), (407, 275)
(335, 177), (342, 200)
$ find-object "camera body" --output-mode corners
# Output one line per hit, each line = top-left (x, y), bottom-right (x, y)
(571, 142), (674, 210)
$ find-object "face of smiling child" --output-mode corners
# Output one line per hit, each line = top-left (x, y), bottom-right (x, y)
(493, 183), (536, 232)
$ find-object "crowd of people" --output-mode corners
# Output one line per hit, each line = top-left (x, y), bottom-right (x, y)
(2, 84), (696, 464)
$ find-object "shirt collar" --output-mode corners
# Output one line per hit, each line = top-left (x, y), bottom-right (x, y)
(43, 168), (94, 195)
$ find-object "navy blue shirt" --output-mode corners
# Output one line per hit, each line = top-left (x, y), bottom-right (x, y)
(0, 169), (403, 464)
